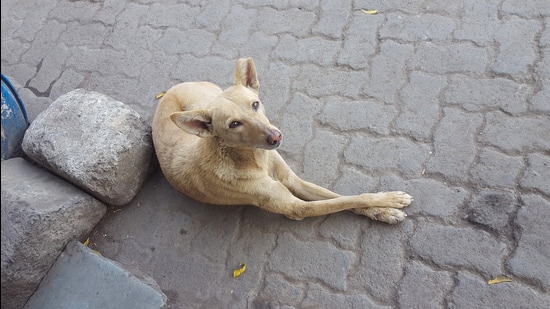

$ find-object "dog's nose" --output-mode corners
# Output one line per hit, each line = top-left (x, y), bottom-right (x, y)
(267, 130), (282, 146)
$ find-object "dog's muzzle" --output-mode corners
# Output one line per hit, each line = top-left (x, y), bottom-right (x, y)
(267, 130), (282, 148)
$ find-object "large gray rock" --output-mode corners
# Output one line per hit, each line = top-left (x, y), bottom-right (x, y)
(24, 241), (167, 309)
(1, 157), (107, 309)
(22, 89), (155, 206)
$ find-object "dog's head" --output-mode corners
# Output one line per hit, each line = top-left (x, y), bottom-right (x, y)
(170, 58), (282, 150)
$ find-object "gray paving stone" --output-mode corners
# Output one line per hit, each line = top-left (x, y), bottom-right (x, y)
(22, 89), (155, 206)
(157, 28), (215, 57)
(302, 283), (389, 309)
(92, 0), (126, 24)
(1, 158), (106, 309)
(481, 111), (550, 153)
(292, 64), (366, 98)
(537, 47), (550, 80)
(409, 224), (507, 276)
(502, 0), (550, 18)
(21, 19), (66, 75)
(448, 272), (550, 309)
(469, 148), (525, 188)
(196, 0), (230, 31)
(24, 241), (166, 309)
(337, 11), (383, 70)
(333, 166), (377, 196)
(491, 16), (542, 77)
(380, 13), (456, 41)
(219, 5), (256, 46)
(392, 72), (446, 142)
(379, 175), (469, 219)
(509, 194), (550, 290)
(256, 7), (316, 37)
(262, 62), (293, 121)
(256, 273), (304, 306)
(409, 42), (488, 75)
(444, 76), (531, 115)
(348, 220), (413, 300)
(464, 189), (518, 232)
(146, 3), (199, 31)
(363, 40), (415, 104)
(454, 0), (501, 45)
(313, 0), (351, 39)
(319, 99), (397, 135)
(426, 107), (483, 183)
(277, 93), (323, 164)
(345, 137), (430, 177)
(541, 20), (550, 46)
(303, 129), (347, 188)
(318, 211), (365, 249)
(421, 0), (463, 14)
(356, 0), (425, 13)
(520, 154), (550, 196)
(268, 233), (355, 291)
(397, 261), (454, 309)
(531, 86), (550, 113)
(273, 35), (341, 66)
(103, 3), (149, 51)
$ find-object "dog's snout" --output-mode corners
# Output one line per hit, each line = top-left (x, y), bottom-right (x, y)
(267, 130), (282, 147)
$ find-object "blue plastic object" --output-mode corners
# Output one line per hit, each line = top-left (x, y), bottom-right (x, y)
(1, 74), (29, 160)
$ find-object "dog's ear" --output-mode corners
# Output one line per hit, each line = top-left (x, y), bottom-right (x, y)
(234, 57), (260, 93)
(170, 110), (214, 137)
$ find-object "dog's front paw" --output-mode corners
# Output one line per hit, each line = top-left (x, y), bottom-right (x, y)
(382, 191), (413, 208)
(352, 207), (407, 224)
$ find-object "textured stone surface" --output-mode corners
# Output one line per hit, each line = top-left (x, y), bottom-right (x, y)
(1, 158), (106, 309)
(409, 224), (507, 276)
(508, 195), (550, 290)
(22, 89), (155, 206)
(24, 241), (167, 309)
(2, 0), (548, 308)
(398, 261), (454, 309)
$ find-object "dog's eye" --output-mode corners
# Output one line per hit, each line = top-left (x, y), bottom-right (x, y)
(229, 121), (242, 128)
(252, 101), (260, 111)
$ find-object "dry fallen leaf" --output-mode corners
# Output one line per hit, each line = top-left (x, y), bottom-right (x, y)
(82, 238), (102, 255)
(156, 92), (166, 99)
(488, 275), (512, 285)
(233, 263), (246, 278)
(361, 9), (378, 15)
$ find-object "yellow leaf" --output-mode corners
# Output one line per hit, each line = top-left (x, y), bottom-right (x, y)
(488, 275), (512, 285)
(361, 9), (378, 15)
(83, 238), (90, 246)
(233, 263), (246, 278)
(155, 92), (166, 99)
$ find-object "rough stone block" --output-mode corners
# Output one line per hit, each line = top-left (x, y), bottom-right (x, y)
(1, 157), (107, 309)
(24, 240), (167, 309)
(22, 89), (155, 206)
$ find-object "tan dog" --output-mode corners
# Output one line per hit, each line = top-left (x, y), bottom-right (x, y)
(152, 58), (412, 224)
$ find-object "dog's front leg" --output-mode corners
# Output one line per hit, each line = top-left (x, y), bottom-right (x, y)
(270, 152), (341, 200)
(249, 176), (410, 222)
(268, 152), (410, 223)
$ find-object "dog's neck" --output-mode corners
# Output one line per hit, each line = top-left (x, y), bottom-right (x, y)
(206, 137), (268, 172)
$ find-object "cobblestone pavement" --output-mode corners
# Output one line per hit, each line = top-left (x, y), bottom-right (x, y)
(2, 0), (550, 308)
